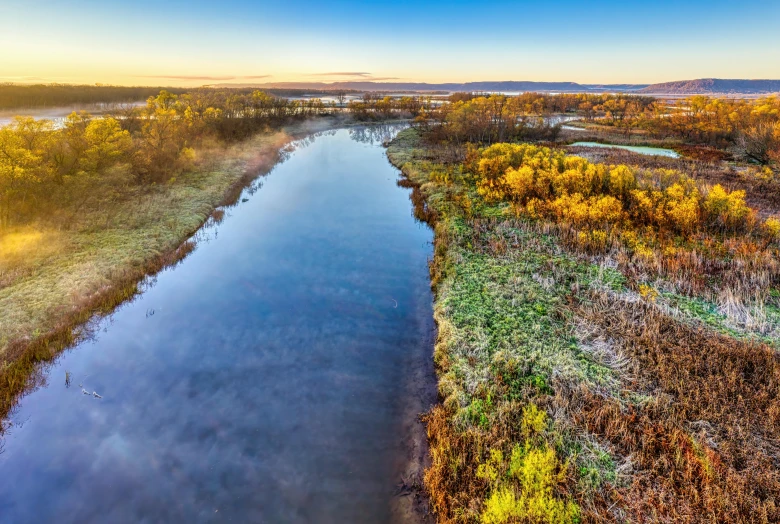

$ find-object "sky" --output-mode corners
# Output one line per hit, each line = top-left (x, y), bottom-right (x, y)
(1, 0), (779, 86)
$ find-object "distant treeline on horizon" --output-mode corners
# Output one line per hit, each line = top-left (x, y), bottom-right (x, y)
(0, 84), (366, 110)
(0, 85), (191, 110)
(214, 78), (780, 95)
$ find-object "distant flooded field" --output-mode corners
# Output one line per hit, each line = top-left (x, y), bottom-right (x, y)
(0, 101), (144, 127)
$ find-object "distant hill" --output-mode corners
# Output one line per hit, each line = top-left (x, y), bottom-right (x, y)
(218, 79), (780, 96)
(214, 80), (650, 93)
(640, 79), (780, 95)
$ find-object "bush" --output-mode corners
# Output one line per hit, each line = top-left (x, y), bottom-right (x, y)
(764, 217), (780, 239)
(467, 143), (766, 246)
(703, 184), (753, 231)
(481, 445), (580, 524)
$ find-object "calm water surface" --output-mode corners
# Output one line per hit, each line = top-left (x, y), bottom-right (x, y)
(0, 125), (435, 523)
(571, 141), (680, 158)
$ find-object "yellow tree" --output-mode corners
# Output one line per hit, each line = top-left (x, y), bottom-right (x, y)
(0, 123), (44, 227)
(82, 118), (132, 173)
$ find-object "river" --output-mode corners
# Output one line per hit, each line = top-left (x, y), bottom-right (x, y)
(0, 125), (436, 523)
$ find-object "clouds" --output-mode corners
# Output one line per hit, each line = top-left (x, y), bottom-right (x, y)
(308, 72), (400, 81)
(311, 72), (372, 77)
(136, 75), (272, 81)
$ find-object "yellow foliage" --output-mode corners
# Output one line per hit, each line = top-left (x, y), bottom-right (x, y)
(477, 448), (504, 486)
(620, 229), (639, 248)
(639, 284), (659, 302)
(549, 194), (622, 227)
(634, 242), (655, 261)
(663, 245), (678, 257)
(703, 184), (752, 230)
(662, 183), (700, 233)
(764, 217), (780, 239)
(550, 193), (589, 225)
(481, 445), (580, 524)
(590, 229), (608, 246)
(482, 486), (522, 524)
(82, 118), (132, 172)
(606, 164), (637, 199)
(468, 141), (768, 257)
(629, 189), (657, 223)
(504, 165), (536, 202)
(589, 195), (623, 225)
(525, 198), (544, 219)
(521, 403), (547, 440)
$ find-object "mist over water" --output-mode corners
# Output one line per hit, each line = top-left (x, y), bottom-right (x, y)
(0, 101), (146, 128)
(0, 125), (435, 523)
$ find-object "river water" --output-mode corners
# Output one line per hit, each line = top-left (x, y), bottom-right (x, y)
(0, 125), (436, 523)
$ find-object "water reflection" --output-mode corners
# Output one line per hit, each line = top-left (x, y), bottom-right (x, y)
(0, 127), (435, 523)
(348, 123), (409, 146)
(570, 141), (680, 158)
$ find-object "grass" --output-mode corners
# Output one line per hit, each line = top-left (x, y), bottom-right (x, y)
(388, 127), (780, 522)
(658, 288), (780, 347)
(0, 130), (293, 421)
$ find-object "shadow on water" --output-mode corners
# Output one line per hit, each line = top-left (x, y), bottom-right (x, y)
(0, 124), (437, 523)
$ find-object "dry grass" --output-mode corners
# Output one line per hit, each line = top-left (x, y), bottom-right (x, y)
(567, 291), (780, 522)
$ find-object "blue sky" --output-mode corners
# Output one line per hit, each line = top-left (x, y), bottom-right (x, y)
(1, 0), (779, 85)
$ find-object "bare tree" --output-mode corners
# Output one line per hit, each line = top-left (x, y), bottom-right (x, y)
(736, 122), (780, 164)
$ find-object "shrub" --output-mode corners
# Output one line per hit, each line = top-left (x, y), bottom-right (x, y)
(504, 165), (536, 202)
(606, 164), (637, 200)
(765, 217), (780, 239)
(703, 184), (753, 231)
(481, 445), (580, 524)
(521, 403), (548, 440)
(588, 195), (623, 226)
(662, 182), (701, 233)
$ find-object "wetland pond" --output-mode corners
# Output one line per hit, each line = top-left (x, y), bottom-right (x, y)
(570, 141), (680, 158)
(0, 125), (436, 523)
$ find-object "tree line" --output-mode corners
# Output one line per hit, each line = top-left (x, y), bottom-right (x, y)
(413, 93), (657, 147)
(640, 96), (780, 164)
(0, 84), (189, 110)
(0, 89), (332, 229)
(346, 94), (435, 120)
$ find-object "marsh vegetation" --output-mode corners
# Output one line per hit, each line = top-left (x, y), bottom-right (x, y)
(387, 92), (780, 521)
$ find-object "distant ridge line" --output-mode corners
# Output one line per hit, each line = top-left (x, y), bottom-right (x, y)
(212, 78), (780, 95)
(213, 80), (648, 92)
(638, 78), (780, 94)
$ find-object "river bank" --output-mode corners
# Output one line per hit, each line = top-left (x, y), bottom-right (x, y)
(387, 127), (780, 522)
